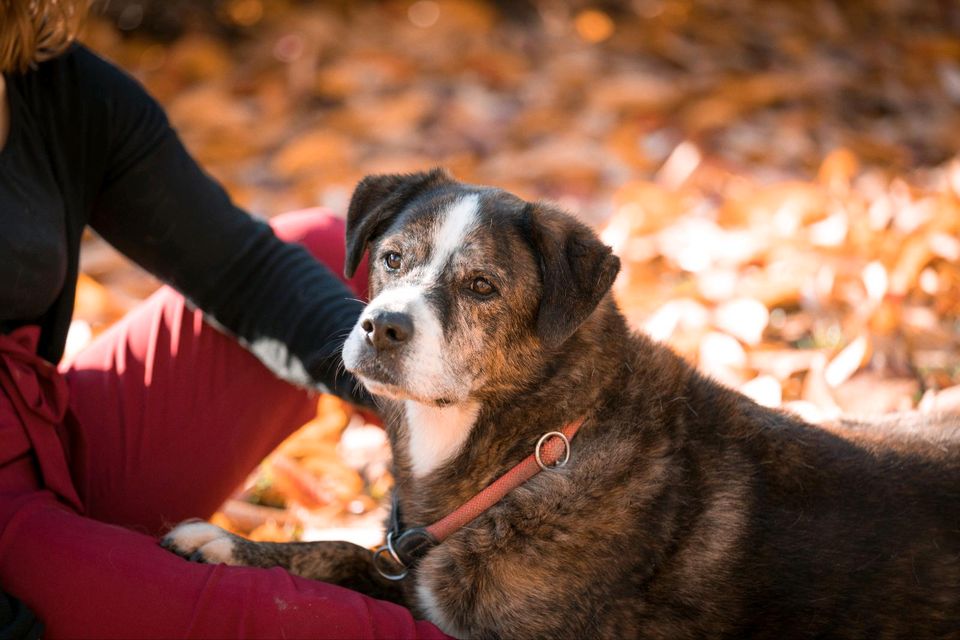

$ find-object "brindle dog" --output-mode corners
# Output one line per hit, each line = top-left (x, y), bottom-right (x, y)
(163, 169), (960, 639)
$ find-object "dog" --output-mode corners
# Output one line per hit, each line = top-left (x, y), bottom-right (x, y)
(164, 169), (960, 639)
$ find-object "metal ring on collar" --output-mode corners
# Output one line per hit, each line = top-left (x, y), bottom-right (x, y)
(534, 431), (571, 471)
(372, 530), (408, 581)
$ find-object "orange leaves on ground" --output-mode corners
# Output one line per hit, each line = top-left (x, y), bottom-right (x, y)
(604, 147), (960, 425)
(211, 396), (392, 545)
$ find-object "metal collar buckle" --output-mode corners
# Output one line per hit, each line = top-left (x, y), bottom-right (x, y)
(372, 530), (408, 581)
(372, 526), (438, 581)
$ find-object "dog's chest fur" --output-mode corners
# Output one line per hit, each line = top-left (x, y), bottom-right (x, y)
(402, 401), (479, 477)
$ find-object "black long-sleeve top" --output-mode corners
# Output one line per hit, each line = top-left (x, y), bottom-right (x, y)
(0, 44), (367, 405)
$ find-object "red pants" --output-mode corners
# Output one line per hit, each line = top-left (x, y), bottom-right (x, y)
(0, 211), (447, 639)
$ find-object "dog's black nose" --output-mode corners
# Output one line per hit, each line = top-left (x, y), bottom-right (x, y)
(362, 311), (414, 351)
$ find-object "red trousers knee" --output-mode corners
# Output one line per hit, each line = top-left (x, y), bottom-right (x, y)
(0, 210), (447, 639)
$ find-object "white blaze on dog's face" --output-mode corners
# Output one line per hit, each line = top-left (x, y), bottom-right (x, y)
(344, 193), (478, 403)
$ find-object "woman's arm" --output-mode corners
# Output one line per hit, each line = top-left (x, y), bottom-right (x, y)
(77, 46), (370, 406)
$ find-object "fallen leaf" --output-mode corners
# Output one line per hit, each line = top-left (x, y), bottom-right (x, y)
(824, 335), (872, 388)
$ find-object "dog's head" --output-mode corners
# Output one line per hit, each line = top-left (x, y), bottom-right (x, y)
(341, 169), (620, 407)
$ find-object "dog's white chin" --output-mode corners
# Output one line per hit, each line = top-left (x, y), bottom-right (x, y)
(360, 378), (416, 402)
(359, 376), (464, 407)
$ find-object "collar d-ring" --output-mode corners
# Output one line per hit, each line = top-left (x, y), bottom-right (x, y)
(534, 430), (571, 471)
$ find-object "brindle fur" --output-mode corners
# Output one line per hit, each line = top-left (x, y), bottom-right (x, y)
(164, 171), (960, 639)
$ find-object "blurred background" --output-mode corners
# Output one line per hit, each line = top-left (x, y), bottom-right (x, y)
(73, 0), (960, 545)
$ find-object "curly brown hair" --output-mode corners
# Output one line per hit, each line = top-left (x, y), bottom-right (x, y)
(1, 0), (92, 73)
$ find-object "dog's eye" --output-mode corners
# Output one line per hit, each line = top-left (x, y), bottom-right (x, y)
(470, 277), (496, 297)
(383, 252), (402, 271)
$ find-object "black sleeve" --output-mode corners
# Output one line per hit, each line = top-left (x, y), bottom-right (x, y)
(0, 590), (43, 640)
(78, 48), (370, 407)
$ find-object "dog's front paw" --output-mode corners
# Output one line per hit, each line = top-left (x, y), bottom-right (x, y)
(161, 520), (240, 565)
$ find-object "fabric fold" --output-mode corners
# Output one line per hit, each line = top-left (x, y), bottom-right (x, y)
(0, 326), (81, 512)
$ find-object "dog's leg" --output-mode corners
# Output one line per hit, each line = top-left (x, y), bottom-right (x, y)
(161, 521), (407, 605)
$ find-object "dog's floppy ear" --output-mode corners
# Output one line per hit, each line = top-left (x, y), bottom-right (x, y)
(344, 169), (453, 278)
(526, 203), (621, 348)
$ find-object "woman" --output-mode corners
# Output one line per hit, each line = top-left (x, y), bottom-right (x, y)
(0, 1), (446, 637)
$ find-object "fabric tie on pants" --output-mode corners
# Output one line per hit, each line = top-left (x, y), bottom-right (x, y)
(0, 327), (82, 512)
